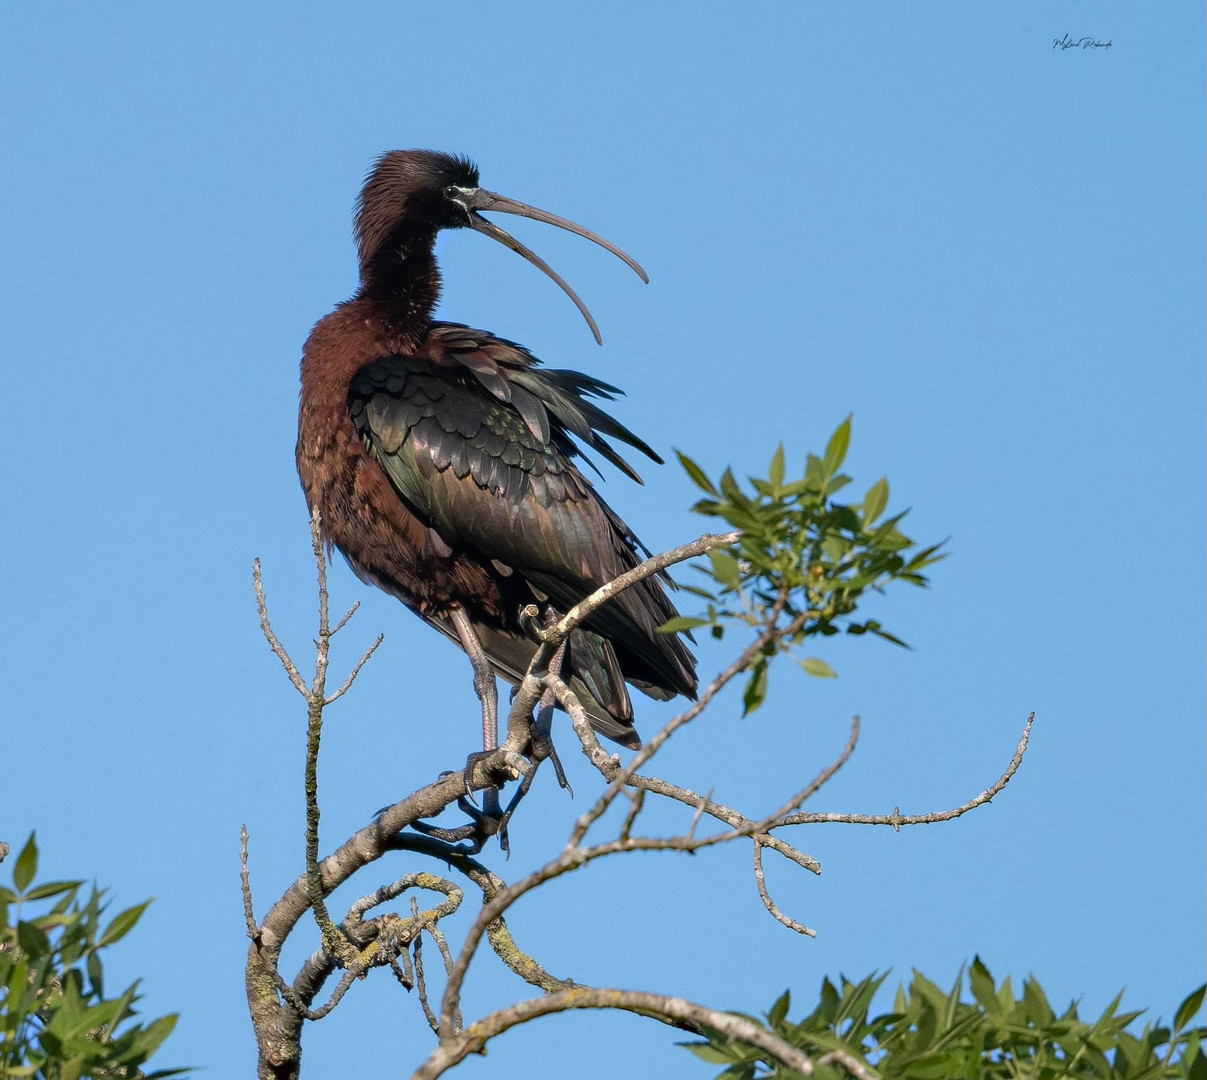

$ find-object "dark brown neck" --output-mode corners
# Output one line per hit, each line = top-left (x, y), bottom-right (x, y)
(357, 222), (442, 346)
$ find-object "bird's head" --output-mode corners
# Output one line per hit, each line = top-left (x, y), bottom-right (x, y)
(355, 149), (648, 344)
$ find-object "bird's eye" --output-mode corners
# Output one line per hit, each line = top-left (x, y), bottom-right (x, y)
(444, 186), (473, 216)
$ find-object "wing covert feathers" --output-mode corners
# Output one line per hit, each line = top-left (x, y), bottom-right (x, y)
(349, 321), (697, 743)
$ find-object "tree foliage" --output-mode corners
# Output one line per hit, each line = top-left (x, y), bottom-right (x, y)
(671, 417), (946, 713)
(0, 834), (185, 1080)
(684, 960), (1206, 1080)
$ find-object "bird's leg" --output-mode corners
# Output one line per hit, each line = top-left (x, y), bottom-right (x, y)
(448, 608), (508, 846)
(449, 607), (499, 753)
(495, 631), (572, 837)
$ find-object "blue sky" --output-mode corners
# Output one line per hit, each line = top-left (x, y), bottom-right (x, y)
(2, 3), (1202, 1077)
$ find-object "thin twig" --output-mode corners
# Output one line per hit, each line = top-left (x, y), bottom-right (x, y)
(332, 600), (361, 635)
(550, 532), (740, 642)
(392, 950), (415, 992)
(568, 612), (807, 848)
(617, 771), (821, 875)
(325, 633), (385, 705)
(619, 788), (645, 842)
(686, 789), (713, 844)
(752, 715), (861, 831)
(411, 897), (440, 1035)
(252, 558), (310, 699)
(344, 872), (463, 926)
(777, 712), (1035, 829)
(240, 825), (258, 939)
(753, 841), (816, 937)
(428, 923), (461, 1034)
(305, 971), (357, 1021)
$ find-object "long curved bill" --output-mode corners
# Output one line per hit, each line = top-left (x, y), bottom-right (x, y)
(451, 186), (648, 345)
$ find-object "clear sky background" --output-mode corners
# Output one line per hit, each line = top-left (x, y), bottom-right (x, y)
(2, 4), (1202, 1077)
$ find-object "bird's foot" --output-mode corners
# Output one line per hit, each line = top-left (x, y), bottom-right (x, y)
(410, 753), (517, 854)
(530, 704), (573, 796)
(411, 790), (510, 855)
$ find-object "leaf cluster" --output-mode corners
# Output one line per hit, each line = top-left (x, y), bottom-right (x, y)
(0, 834), (186, 1080)
(671, 418), (945, 713)
(684, 959), (1206, 1080)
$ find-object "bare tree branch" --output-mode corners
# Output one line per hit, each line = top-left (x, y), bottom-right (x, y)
(253, 558), (309, 699)
(410, 897), (441, 1035)
(776, 712), (1035, 829)
(567, 612), (804, 848)
(549, 531), (740, 642)
(240, 824), (258, 939)
(332, 600), (361, 636)
(245, 520), (1033, 1080)
(410, 987), (874, 1080)
(389, 833), (575, 995)
(753, 840), (817, 937)
(324, 632), (384, 705)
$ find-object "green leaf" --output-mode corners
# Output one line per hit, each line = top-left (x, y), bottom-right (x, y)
(708, 547), (741, 589)
(719, 467), (745, 506)
(87, 951), (104, 999)
(1186, 1034), (1206, 1080)
(132, 1013), (180, 1059)
(767, 989), (791, 1028)
(16, 920), (51, 960)
(682, 1041), (740, 1064)
(801, 658), (837, 678)
(742, 659), (769, 716)
(804, 453), (825, 491)
(969, 957), (997, 1012)
(715, 1064), (756, 1080)
(822, 415), (852, 480)
(657, 616), (711, 635)
(769, 444), (785, 490)
(1022, 976), (1054, 1026)
(903, 1052), (963, 1078)
(23, 880), (83, 903)
(1176, 985), (1207, 1032)
(862, 477), (889, 525)
(98, 900), (151, 947)
(676, 450), (718, 496)
(13, 834), (37, 894)
(825, 473), (853, 496)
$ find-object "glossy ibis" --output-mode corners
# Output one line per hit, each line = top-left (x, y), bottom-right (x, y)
(296, 150), (697, 778)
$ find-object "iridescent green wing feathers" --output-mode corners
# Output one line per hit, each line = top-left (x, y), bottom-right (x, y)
(348, 322), (697, 700)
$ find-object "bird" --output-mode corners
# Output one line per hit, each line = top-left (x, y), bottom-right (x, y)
(296, 149), (697, 768)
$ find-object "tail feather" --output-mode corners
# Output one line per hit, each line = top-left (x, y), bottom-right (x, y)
(433, 615), (643, 748)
